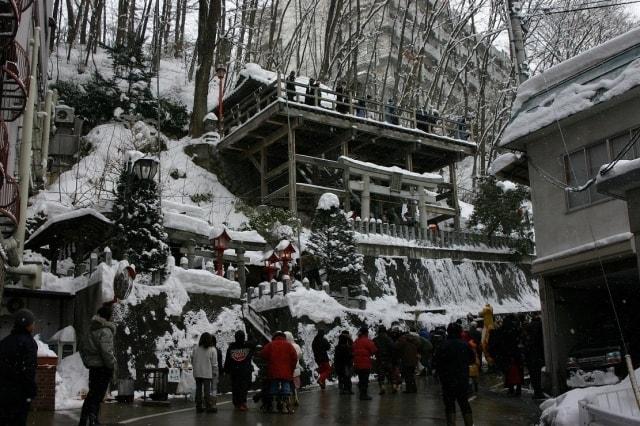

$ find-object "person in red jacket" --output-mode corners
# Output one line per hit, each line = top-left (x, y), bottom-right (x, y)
(259, 331), (298, 414)
(352, 326), (378, 400)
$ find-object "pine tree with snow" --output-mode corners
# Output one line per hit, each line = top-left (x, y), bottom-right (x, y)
(111, 167), (169, 277)
(307, 193), (363, 293)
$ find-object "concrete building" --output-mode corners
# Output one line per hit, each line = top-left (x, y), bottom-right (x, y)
(267, 0), (511, 109)
(498, 27), (640, 394)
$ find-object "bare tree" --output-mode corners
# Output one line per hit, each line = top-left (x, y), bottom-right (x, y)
(191, 0), (222, 137)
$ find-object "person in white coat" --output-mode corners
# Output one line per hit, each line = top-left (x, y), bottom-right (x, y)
(284, 331), (302, 405)
(192, 332), (218, 413)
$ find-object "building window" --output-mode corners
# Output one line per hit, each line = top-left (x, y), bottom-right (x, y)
(564, 128), (639, 209)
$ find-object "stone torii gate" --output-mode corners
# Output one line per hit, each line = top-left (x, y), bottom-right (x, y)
(338, 156), (459, 228)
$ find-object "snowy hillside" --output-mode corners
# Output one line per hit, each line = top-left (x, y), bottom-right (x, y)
(30, 121), (247, 227)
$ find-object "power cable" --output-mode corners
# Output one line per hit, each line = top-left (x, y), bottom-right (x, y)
(525, 0), (640, 17)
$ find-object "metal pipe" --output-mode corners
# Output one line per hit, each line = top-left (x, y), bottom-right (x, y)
(16, 27), (41, 259)
(40, 89), (54, 183)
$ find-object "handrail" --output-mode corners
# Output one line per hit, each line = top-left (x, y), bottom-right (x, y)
(352, 218), (534, 254)
(222, 79), (471, 142)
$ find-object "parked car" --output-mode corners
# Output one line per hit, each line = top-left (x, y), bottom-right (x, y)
(566, 339), (624, 388)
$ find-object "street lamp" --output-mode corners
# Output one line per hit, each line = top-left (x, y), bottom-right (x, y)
(216, 65), (227, 133)
(210, 227), (231, 276)
(131, 157), (159, 181)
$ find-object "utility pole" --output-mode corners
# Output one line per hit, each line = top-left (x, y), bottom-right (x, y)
(505, 0), (529, 85)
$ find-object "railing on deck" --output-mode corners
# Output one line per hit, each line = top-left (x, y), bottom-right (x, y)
(223, 78), (471, 142)
(351, 217), (534, 254)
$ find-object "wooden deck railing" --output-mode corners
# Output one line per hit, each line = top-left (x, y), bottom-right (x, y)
(222, 78), (472, 143)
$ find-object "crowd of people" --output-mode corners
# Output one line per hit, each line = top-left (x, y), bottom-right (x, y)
(283, 71), (468, 135)
(0, 302), (545, 426)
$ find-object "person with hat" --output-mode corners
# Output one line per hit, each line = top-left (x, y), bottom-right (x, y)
(352, 326), (377, 401)
(0, 309), (38, 426)
(373, 325), (396, 395)
(79, 304), (117, 426)
(225, 330), (256, 411)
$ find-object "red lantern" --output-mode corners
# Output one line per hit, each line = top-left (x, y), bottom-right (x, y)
(276, 241), (296, 276)
(264, 252), (280, 281)
(210, 228), (231, 276)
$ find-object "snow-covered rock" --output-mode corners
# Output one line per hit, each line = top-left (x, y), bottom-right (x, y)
(55, 353), (88, 410)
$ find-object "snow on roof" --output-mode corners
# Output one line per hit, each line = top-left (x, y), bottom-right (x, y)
(125, 150), (145, 165)
(164, 210), (212, 236)
(240, 63), (278, 84)
(501, 58), (640, 147)
(227, 229), (267, 245)
(317, 193), (340, 210)
(339, 156), (443, 182)
(203, 112), (218, 122)
(27, 208), (112, 245)
(275, 239), (292, 251)
(127, 265), (241, 316)
(49, 325), (76, 343)
(162, 200), (209, 221)
(596, 158), (640, 187)
(488, 152), (523, 176)
(514, 27), (640, 114)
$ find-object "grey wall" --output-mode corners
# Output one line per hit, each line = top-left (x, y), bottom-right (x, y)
(525, 97), (640, 261)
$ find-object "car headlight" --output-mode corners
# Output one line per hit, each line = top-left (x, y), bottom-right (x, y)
(606, 351), (622, 365)
(567, 357), (578, 368)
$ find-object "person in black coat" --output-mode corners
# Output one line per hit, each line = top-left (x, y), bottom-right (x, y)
(312, 329), (332, 389)
(0, 309), (38, 426)
(435, 322), (475, 426)
(334, 333), (353, 394)
(373, 325), (397, 394)
(335, 81), (349, 113)
(524, 315), (545, 399)
(286, 71), (297, 101)
(305, 79), (316, 106)
(224, 330), (255, 411)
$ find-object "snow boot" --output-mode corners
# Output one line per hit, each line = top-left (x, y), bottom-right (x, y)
(463, 412), (474, 426)
(206, 396), (218, 413)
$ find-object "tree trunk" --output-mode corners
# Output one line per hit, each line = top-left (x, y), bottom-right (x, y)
(245, 0), (258, 62)
(79, 0), (91, 44)
(65, 0), (76, 44)
(84, 0), (105, 65)
(190, 0), (221, 137)
(49, 0), (61, 51)
(116, 0), (129, 45)
(127, 0), (137, 47)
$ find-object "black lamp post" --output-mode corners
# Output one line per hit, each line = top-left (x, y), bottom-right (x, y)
(131, 157), (159, 181)
(216, 65), (227, 132)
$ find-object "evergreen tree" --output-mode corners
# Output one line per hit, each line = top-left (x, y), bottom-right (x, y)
(111, 167), (169, 277)
(468, 176), (533, 252)
(307, 193), (363, 293)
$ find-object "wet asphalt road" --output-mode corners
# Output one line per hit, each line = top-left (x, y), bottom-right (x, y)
(30, 375), (542, 426)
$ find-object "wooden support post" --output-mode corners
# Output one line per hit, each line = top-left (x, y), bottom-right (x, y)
(260, 147), (267, 202)
(418, 185), (428, 230)
(362, 175), (370, 220)
(288, 128), (297, 214)
(406, 152), (413, 172)
(449, 162), (461, 230)
(343, 141), (351, 211)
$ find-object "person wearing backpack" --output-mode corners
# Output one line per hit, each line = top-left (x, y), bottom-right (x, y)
(79, 304), (117, 426)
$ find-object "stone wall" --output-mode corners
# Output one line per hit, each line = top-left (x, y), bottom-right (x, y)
(362, 255), (539, 311)
(33, 357), (57, 411)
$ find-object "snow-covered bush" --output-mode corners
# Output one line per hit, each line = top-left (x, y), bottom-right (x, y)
(307, 193), (363, 293)
(111, 168), (170, 276)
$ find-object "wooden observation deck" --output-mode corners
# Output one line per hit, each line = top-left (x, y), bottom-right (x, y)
(217, 67), (476, 227)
